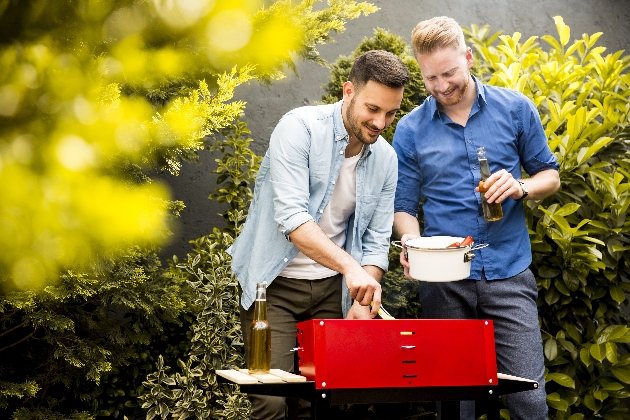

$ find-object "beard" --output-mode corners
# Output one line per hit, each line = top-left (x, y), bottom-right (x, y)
(434, 73), (471, 107)
(345, 96), (382, 146)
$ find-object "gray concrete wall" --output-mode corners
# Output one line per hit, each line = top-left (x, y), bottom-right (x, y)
(159, 0), (630, 260)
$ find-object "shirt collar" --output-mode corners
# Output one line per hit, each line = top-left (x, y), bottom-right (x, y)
(429, 74), (487, 119)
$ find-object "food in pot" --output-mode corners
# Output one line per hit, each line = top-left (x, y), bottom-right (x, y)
(446, 236), (473, 248)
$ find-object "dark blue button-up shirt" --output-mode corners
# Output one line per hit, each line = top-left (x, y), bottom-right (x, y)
(393, 77), (559, 280)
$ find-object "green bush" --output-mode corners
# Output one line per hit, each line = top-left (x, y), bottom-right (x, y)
(465, 16), (630, 419)
(0, 247), (198, 419)
(1, 1), (381, 419)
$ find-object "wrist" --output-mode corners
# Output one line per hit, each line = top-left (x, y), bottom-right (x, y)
(516, 180), (529, 201)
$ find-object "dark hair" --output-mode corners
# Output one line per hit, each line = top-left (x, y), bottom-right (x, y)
(348, 50), (410, 90)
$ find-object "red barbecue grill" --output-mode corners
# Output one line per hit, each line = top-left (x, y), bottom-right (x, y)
(296, 319), (498, 389)
(217, 319), (539, 419)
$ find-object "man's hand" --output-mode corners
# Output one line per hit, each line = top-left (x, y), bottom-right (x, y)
(474, 169), (521, 203)
(345, 300), (373, 319)
(474, 168), (560, 203)
(399, 233), (419, 280)
(345, 266), (381, 317)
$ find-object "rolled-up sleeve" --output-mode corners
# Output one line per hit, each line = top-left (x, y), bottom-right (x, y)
(393, 117), (423, 217)
(268, 113), (314, 238)
(518, 96), (560, 175)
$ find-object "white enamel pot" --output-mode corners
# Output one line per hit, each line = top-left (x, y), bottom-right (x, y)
(392, 236), (489, 282)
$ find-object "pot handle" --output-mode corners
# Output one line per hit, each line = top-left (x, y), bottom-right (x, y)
(464, 243), (489, 263)
(470, 243), (489, 251)
(391, 241), (408, 259)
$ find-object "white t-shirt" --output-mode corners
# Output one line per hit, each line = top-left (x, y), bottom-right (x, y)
(279, 150), (361, 279)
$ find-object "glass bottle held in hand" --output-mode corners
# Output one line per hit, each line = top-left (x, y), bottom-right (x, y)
(248, 282), (271, 374)
(477, 147), (503, 222)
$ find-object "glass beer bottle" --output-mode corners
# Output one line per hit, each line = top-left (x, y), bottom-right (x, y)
(477, 146), (503, 222)
(248, 282), (271, 374)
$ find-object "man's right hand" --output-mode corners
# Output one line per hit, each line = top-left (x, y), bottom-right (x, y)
(345, 266), (381, 317)
(399, 233), (419, 280)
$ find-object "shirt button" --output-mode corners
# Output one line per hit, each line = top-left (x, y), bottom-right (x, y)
(284, 258), (288, 262)
(331, 181), (336, 185)
(339, 150), (344, 154)
(319, 209), (324, 213)
(467, 139), (472, 143)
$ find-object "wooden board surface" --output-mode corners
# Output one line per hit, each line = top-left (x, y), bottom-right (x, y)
(216, 369), (307, 385)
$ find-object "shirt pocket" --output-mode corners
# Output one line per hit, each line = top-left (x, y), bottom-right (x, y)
(357, 194), (380, 230)
(310, 157), (329, 180)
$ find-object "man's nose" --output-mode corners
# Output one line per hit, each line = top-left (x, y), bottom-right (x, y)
(439, 78), (450, 92)
(373, 113), (386, 130)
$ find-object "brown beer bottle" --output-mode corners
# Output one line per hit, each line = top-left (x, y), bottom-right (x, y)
(248, 282), (271, 374)
(477, 147), (503, 222)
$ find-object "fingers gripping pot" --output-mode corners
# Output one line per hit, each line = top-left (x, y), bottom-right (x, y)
(392, 236), (489, 282)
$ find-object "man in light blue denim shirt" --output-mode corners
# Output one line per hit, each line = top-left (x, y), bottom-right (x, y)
(393, 17), (560, 420)
(227, 50), (409, 419)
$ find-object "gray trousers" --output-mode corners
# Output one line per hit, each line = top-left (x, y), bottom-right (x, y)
(239, 274), (343, 420)
(420, 268), (548, 420)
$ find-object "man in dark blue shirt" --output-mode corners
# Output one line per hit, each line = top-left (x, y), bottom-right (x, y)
(393, 16), (560, 420)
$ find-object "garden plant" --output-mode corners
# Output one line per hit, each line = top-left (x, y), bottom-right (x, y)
(0, 0), (380, 419)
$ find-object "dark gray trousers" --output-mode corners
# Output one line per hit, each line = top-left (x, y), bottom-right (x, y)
(239, 274), (343, 420)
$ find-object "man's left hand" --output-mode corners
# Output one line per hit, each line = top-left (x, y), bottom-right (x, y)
(345, 301), (373, 319)
(475, 169), (521, 203)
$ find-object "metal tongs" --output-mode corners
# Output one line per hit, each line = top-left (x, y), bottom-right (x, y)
(370, 301), (395, 320)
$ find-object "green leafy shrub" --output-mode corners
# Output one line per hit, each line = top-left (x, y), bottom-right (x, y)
(140, 120), (258, 420)
(465, 16), (630, 419)
(0, 248), (198, 419)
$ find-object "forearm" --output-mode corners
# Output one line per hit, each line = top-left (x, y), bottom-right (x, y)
(393, 211), (421, 239)
(288, 221), (362, 275)
(520, 169), (560, 200)
(362, 265), (384, 283)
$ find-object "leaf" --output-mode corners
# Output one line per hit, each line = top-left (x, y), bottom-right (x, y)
(546, 372), (575, 388)
(590, 343), (606, 362)
(605, 342), (618, 364)
(546, 392), (569, 411)
(555, 202), (581, 216)
(538, 265), (561, 278)
(580, 347), (593, 366)
(583, 394), (602, 412)
(553, 16), (570, 47)
(545, 337), (559, 360)
(598, 325), (628, 343)
(611, 364), (630, 384)
(609, 286), (626, 304)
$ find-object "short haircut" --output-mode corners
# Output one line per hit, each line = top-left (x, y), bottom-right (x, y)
(411, 16), (466, 56)
(348, 50), (410, 91)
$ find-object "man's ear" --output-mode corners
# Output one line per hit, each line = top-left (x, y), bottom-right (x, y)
(342, 81), (354, 100)
(466, 47), (474, 69)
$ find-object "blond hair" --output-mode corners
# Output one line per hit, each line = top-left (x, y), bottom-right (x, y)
(411, 16), (466, 56)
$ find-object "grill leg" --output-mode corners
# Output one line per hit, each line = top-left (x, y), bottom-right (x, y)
(311, 390), (331, 420)
(441, 401), (460, 419)
(477, 394), (501, 420)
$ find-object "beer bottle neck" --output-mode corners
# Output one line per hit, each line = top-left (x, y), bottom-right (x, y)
(253, 286), (267, 321)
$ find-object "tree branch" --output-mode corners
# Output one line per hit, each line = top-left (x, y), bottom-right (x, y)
(0, 320), (27, 338)
(0, 328), (39, 353)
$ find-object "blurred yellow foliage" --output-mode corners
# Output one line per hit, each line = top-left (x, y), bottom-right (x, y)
(0, 0), (378, 289)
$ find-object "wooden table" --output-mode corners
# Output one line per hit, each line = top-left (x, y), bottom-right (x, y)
(217, 369), (539, 419)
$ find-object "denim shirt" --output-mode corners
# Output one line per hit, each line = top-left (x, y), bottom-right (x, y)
(393, 77), (559, 280)
(228, 100), (397, 313)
